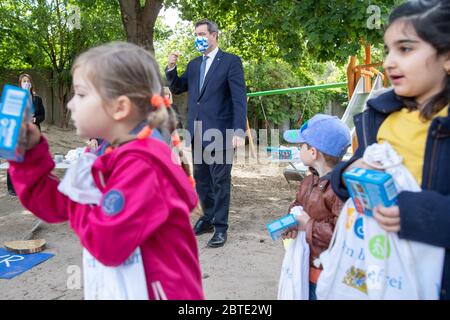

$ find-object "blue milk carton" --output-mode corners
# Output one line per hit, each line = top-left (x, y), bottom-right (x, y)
(0, 85), (33, 162)
(266, 146), (301, 162)
(343, 168), (399, 217)
(266, 214), (298, 240)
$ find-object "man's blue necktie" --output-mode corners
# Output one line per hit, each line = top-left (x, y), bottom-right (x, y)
(199, 55), (209, 92)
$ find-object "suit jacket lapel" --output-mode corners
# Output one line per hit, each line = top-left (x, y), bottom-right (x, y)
(198, 49), (224, 100)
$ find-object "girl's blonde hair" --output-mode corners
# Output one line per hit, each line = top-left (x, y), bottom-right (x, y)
(72, 41), (167, 128)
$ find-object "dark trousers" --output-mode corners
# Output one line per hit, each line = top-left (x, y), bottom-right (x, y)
(7, 172), (15, 192)
(193, 146), (233, 233)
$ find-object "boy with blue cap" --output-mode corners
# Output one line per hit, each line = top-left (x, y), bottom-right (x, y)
(282, 114), (351, 300)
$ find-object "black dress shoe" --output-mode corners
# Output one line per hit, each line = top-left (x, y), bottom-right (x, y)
(207, 232), (227, 248)
(193, 219), (214, 236)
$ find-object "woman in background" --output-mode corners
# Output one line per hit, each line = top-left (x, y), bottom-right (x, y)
(7, 74), (46, 196)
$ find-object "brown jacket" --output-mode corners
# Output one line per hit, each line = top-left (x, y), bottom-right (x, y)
(289, 171), (344, 269)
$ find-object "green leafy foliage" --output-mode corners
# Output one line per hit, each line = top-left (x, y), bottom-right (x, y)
(166, 0), (399, 64)
(0, 0), (125, 126)
(1, 0), (400, 128)
(245, 60), (347, 127)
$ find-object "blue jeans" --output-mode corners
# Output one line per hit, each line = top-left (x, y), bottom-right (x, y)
(309, 282), (317, 300)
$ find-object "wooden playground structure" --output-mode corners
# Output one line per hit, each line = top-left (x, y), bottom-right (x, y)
(245, 43), (390, 183)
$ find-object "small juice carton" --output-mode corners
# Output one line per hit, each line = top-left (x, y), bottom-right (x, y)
(267, 146), (301, 162)
(266, 214), (297, 240)
(343, 167), (399, 217)
(0, 85), (33, 162)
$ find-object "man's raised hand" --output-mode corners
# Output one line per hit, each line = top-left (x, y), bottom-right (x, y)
(168, 52), (179, 69)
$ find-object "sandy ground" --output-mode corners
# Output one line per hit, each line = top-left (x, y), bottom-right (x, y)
(0, 125), (299, 300)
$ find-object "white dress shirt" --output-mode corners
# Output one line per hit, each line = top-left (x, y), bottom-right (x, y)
(202, 46), (219, 81)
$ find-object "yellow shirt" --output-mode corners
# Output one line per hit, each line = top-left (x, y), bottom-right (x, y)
(377, 106), (449, 186)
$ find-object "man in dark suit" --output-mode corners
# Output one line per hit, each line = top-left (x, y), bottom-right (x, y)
(166, 19), (247, 248)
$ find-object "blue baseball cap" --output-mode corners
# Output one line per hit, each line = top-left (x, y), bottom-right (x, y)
(283, 114), (351, 157)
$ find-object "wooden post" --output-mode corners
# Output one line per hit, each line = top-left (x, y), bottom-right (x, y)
(383, 69), (390, 88)
(347, 56), (357, 99)
(351, 131), (359, 154)
(245, 97), (257, 158)
(246, 116), (257, 158)
(364, 44), (372, 92)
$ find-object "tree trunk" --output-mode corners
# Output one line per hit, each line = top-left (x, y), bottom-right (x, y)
(58, 82), (70, 128)
(119, 0), (163, 55)
(52, 70), (71, 128)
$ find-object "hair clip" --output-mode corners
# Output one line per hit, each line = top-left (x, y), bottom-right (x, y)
(188, 175), (196, 188)
(151, 95), (164, 108)
(137, 125), (153, 140)
(163, 96), (172, 108)
(105, 146), (114, 155)
(171, 133), (181, 147)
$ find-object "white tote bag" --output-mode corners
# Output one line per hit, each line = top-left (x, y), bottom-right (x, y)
(362, 142), (444, 300)
(58, 152), (149, 300)
(277, 232), (310, 300)
(82, 247), (148, 300)
(316, 142), (444, 300)
(315, 199), (368, 300)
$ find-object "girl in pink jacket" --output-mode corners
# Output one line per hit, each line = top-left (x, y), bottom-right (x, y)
(8, 42), (204, 300)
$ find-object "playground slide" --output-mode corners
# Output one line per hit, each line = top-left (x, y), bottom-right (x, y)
(341, 74), (387, 135)
(282, 75), (387, 183)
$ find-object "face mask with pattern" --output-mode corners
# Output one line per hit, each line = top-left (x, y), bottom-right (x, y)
(194, 36), (209, 53)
